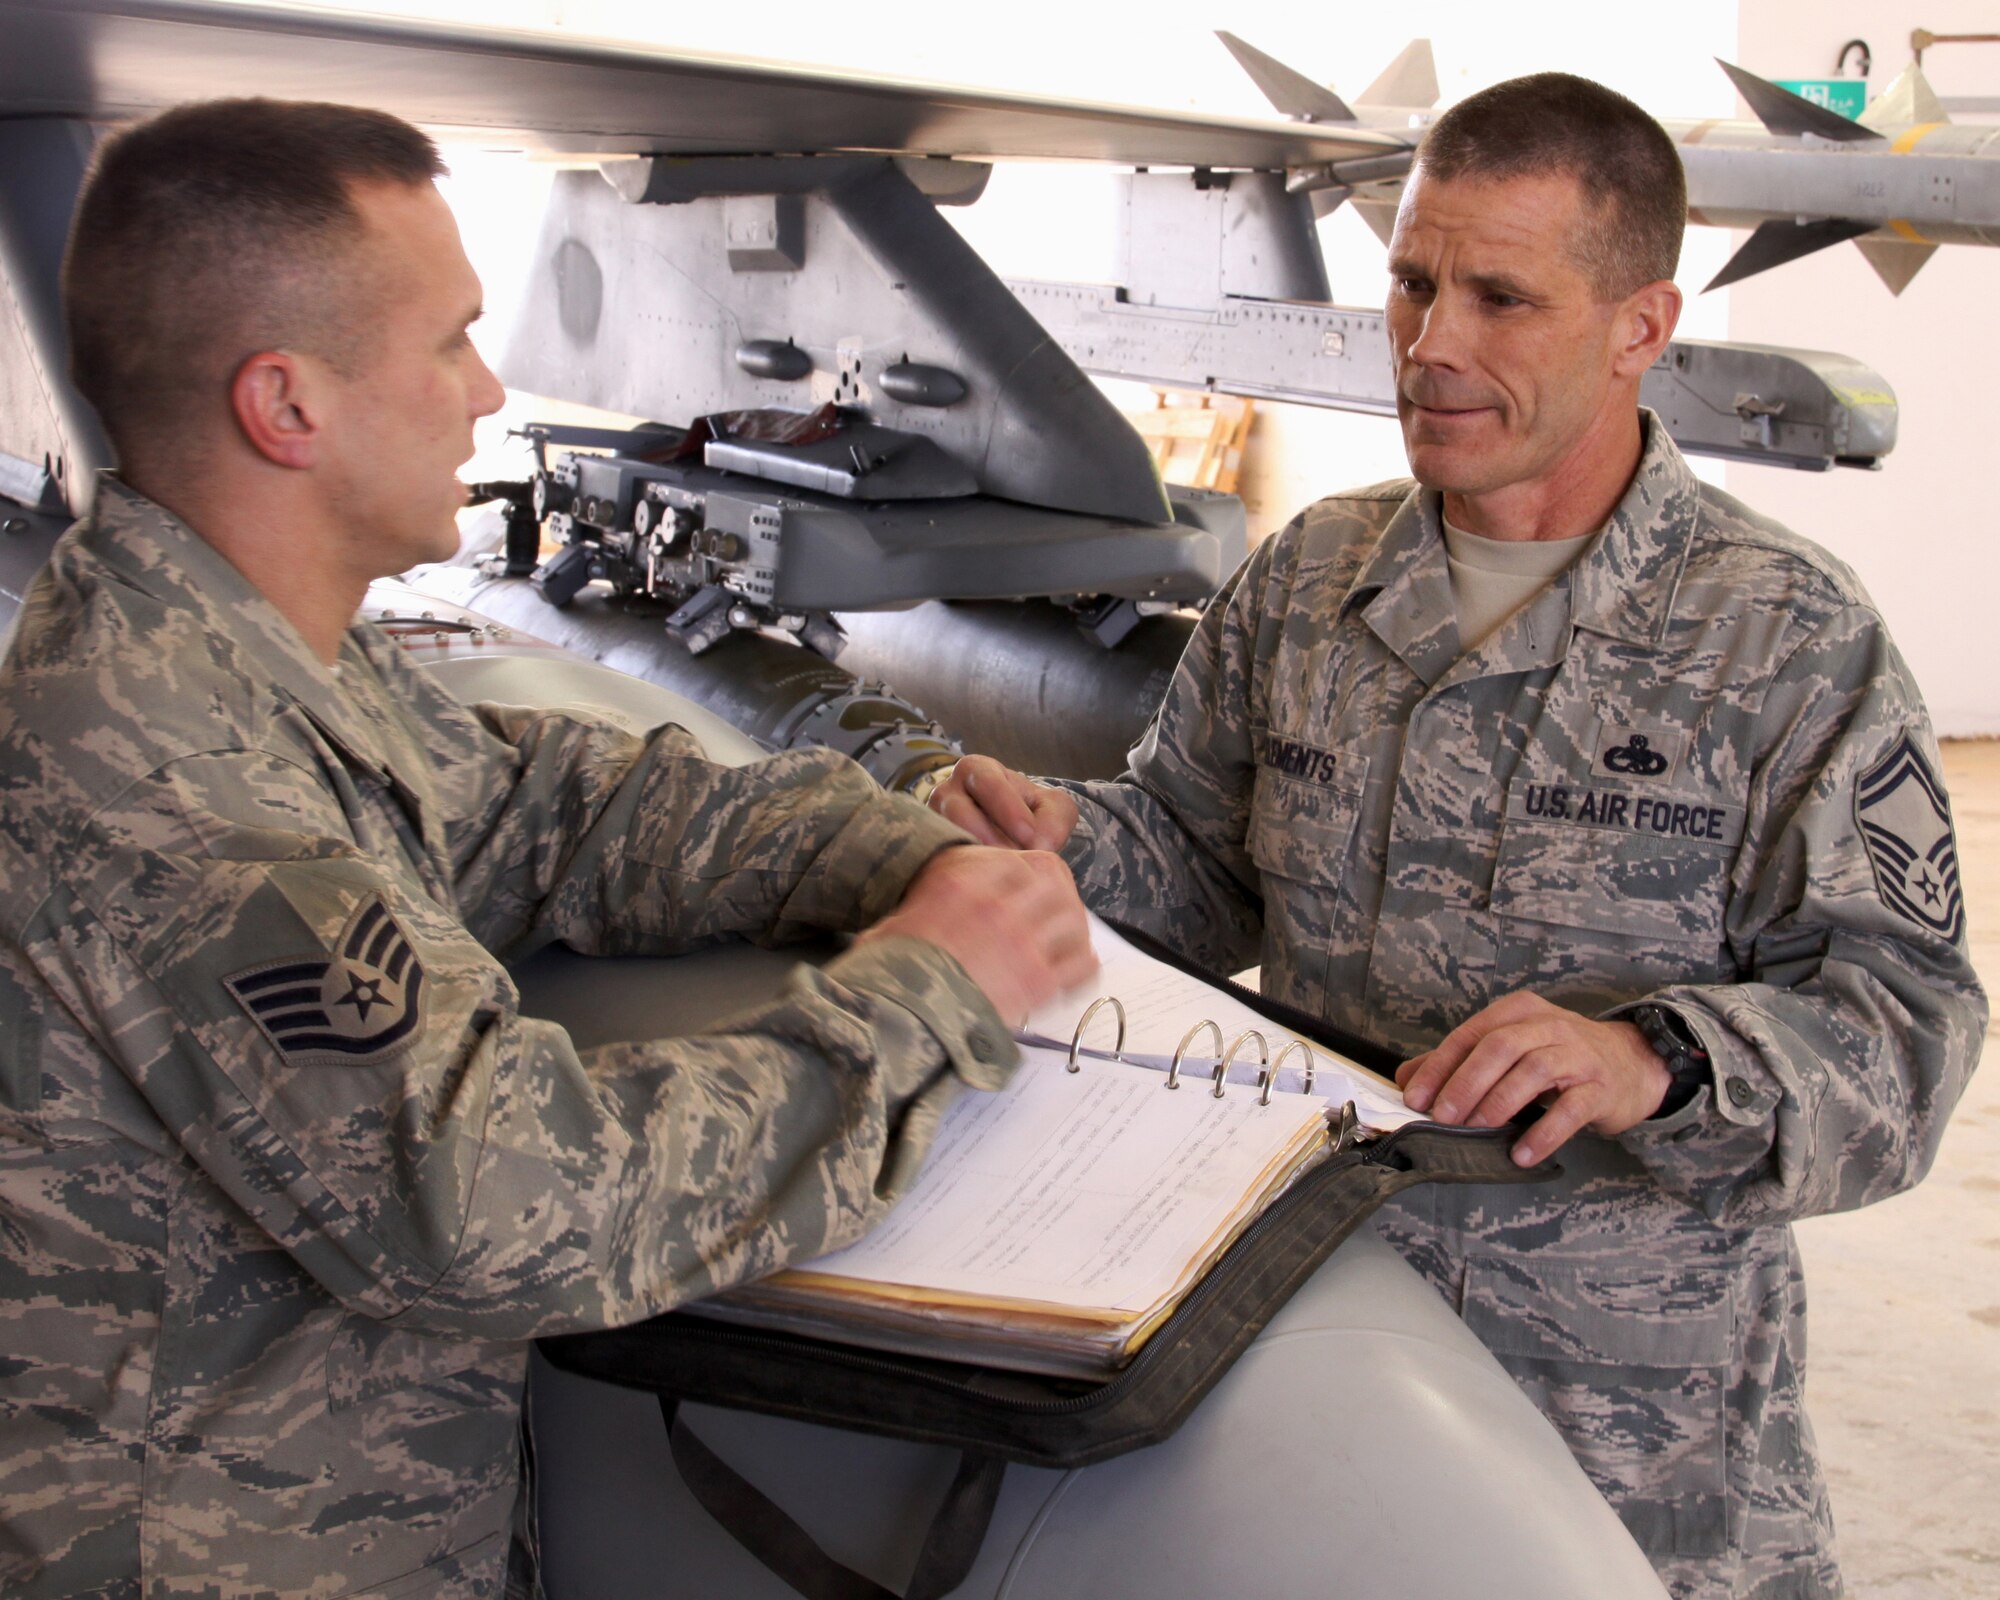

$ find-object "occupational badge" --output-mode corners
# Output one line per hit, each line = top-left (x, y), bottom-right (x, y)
(1855, 732), (1964, 943)
(1591, 719), (1684, 782)
(224, 894), (427, 1066)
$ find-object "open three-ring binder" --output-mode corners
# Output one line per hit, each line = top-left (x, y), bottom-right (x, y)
(707, 916), (1428, 1376)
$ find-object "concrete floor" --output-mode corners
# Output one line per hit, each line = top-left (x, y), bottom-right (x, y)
(1793, 738), (2000, 1598)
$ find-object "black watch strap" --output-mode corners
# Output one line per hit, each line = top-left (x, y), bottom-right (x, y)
(1629, 1003), (1710, 1117)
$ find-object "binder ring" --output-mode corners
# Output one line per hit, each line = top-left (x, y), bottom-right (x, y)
(1218, 1029), (1268, 1100)
(1332, 1099), (1360, 1153)
(1067, 996), (1127, 1074)
(1271, 1039), (1315, 1102)
(1168, 1019), (1223, 1091)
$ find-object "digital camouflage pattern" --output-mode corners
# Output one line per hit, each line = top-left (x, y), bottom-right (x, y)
(1051, 417), (1986, 1600)
(0, 481), (1013, 1598)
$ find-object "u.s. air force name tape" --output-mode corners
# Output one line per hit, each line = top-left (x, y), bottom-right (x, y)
(1505, 781), (1747, 847)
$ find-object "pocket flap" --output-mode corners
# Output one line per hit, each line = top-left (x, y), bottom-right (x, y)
(327, 1316), (518, 1411)
(1245, 761), (1366, 884)
(1492, 819), (1727, 945)
(1460, 1255), (1734, 1369)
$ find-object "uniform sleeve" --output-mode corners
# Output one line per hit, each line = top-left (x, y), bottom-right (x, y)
(35, 752), (1016, 1341)
(1046, 533), (1289, 975)
(367, 636), (966, 961)
(1618, 604), (1987, 1225)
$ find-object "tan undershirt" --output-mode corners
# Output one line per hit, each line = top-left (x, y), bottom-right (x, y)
(1443, 519), (1595, 652)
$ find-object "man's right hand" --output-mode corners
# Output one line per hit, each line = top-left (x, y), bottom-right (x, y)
(855, 845), (1095, 1028)
(928, 755), (1080, 853)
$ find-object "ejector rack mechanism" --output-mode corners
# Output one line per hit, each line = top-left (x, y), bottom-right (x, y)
(477, 406), (1239, 665)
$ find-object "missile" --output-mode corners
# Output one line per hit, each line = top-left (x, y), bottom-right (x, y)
(1675, 61), (1997, 293)
(1216, 33), (1433, 244)
(1222, 35), (2000, 294)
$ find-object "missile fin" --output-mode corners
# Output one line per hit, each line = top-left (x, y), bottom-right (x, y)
(1704, 216), (1877, 290)
(1858, 64), (1950, 130)
(1351, 196), (1401, 245)
(1215, 32), (1355, 123)
(1854, 236), (1938, 295)
(1716, 60), (1885, 143)
(1359, 40), (1438, 110)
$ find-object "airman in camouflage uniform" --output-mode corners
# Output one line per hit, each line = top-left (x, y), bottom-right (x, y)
(0, 100), (1092, 1597)
(933, 75), (1985, 1600)
(1035, 419), (1981, 1596)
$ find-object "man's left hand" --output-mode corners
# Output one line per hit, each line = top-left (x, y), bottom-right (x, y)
(1395, 991), (1672, 1167)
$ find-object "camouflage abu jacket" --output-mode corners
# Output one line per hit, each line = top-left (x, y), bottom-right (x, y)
(0, 481), (1013, 1599)
(1052, 418), (1985, 1600)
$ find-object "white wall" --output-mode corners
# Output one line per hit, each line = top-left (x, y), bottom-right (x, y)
(1730, 1), (2000, 734)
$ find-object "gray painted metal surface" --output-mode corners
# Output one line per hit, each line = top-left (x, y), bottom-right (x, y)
(1675, 123), (2000, 249)
(409, 644), (769, 769)
(834, 601), (1198, 781)
(1669, 63), (2000, 290)
(387, 559), (1193, 785)
(1118, 169), (1332, 309)
(1008, 278), (1896, 468)
(525, 1229), (1669, 1600)
(503, 164), (1174, 527)
(1012, 277), (1898, 470)
(0, 0), (1402, 169)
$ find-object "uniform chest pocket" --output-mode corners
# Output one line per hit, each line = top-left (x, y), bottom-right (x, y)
(1492, 813), (1730, 947)
(1245, 763), (1366, 886)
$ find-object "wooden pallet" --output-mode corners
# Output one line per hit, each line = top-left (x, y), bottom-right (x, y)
(1124, 389), (1255, 494)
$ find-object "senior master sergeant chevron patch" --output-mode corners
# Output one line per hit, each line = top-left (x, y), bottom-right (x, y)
(1855, 731), (1965, 944)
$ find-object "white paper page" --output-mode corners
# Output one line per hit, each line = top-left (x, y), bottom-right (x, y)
(796, 1046), (1325, 1313)
(1020, 915), (1423, 1131)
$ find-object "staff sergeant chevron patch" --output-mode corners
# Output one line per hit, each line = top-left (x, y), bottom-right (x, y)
(224, 895), (428, 1067)
(1855, 732), (1965, 944)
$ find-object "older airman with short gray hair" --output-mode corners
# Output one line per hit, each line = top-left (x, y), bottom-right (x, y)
(933, 72), (1985, 1600)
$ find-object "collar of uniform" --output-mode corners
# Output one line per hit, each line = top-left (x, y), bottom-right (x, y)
(1563, 411), (1701, 647)
(1345, 488), (1463, 688)
(1433, 567), (1574, 691)
(1337, 410), (1697, 657)
(83, 479), (401, 781)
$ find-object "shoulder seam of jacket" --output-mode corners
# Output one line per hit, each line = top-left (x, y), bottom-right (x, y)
(1765, 596), (1894, 692)
(1314, 478), (1416, 507)
(1690, 490), (1866, 610)
(35, 744), (318, 873)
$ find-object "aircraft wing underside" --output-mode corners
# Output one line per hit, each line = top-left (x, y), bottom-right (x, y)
(0, 0), (1404, 167)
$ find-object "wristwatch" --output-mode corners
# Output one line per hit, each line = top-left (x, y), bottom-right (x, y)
(1628, 1002), (1711, 1117)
